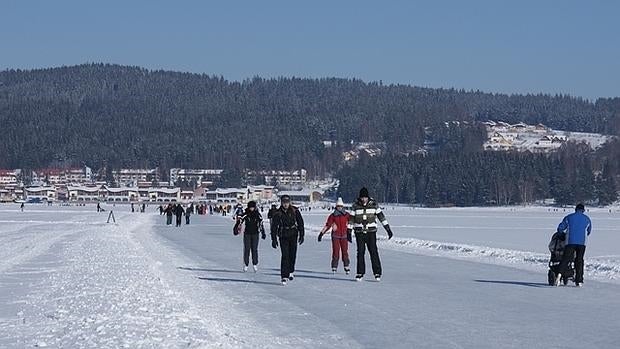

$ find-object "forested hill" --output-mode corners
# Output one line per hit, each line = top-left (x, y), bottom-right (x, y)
(0, 63), (619, 173)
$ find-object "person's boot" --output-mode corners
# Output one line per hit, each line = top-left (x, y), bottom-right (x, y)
(355, 274), (364, 281)
(344, 267), (351, 275)
(374, 274), (381, 282)
(243, 265), (248, 272)
(288, 272), (294, 281)
(332, 268), (337, 274)
(554, 273), (562, 287)
(253, 264), (258, 272)
(281, 278), (288, 286)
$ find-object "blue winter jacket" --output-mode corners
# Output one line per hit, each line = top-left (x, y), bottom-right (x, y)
(557, 211), (592, 246)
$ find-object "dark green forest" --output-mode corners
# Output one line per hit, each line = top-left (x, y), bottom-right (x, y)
(1, 64), (618, 205)
(338, 141), (619, 206)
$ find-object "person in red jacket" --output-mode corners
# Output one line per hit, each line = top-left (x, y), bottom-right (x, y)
(318, 198), (352, 274)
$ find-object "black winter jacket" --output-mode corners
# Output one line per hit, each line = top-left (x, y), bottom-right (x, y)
(270, 206), (304, 239)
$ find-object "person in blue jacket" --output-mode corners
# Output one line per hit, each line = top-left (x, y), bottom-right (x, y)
(555, 203), (592, 287)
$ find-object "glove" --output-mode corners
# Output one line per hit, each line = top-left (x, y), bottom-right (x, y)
(318, 233), (324, 242)
(299, 235), (304, 245)
(387, 228), (393, 240)
(347, 231), (352, 243)
(261, 232), (266, 240)
(271, 240), (278, 249)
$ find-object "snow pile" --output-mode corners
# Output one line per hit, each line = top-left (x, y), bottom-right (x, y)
(305, 220), (620, 284)
(379, 236), (620, 283)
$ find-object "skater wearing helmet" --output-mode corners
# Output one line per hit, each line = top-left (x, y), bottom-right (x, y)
(234, 201), (266, 272)
(318, 197), (352, 274)
(271, 195), (305, 285)
(555, 203), (592, 287)
(348, 187), (394, 281)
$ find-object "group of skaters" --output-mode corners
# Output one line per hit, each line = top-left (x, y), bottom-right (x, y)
(160, 203), (194, 227)
(234, 187), (394, 285)
(232, 187), (594, 288)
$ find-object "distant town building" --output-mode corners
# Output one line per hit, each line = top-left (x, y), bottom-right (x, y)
(148, 187), (181, 202)
(246, 169), (307, 186)
(169, 168), (223, 186)
(31, 167), (92, 186)
(112, 168), (159, 187)
(277, 189), (323, 204)
(246, 185), (275, 201)
(25, 186), (57, 201)
(483, 121), (611, 152)
(0, 169), (20, 185)
(67, 186), (100, 202)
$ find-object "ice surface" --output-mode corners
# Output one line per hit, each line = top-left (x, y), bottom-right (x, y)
(1, 204), (619, 348)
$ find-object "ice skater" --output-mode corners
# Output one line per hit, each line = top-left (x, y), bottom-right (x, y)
(234, 201), (266, 272)
(185, 204), (192, 225)
(348, 187), (394, 281)
(554, 203), (592, 287)
(271, 195), (305, 285)
(174, 204), (185, 227)
(318, 197), (351, 274)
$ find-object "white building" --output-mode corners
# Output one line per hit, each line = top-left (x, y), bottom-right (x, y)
(248, 169), (307, 186)
(67, 186), (101, 202)
(246, 185), (275, 202)
(0, 188), (13, 202)
(25, 186), (57, 201)
(112, 169), (159, 186)
(31, 169), (65, 186)
(169, 168), (224, 185)
(0, 169), (20, 186)
(203, 188), (246, 204)
(105, 186), (140, 202)
(277, 189), (323, 204)
(65, 166), (93, 184)
(148, 188), (181, 202)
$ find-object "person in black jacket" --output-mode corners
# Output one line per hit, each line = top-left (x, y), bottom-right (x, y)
(174, 204), (185, 227)
(271, 195), (304, 285)
(234, 201), (266, 272)
(164, 204), (173, 225)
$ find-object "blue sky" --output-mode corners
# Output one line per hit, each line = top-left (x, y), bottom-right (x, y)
(1, 0), (618, 100)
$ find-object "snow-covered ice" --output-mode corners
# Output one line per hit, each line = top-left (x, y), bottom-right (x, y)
(1, 204), (619, 348)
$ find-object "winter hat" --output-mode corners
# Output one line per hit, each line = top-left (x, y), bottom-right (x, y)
(280, 195), (291, 203)
(359, 187), (369, 198)
(336, 197), (344, 206)
(247, 201), (257, 208)
(575, 203), (585, 212)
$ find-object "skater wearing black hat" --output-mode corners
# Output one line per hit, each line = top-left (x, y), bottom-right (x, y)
(348, 187), (394, 281)
(271, 195), (305, 285)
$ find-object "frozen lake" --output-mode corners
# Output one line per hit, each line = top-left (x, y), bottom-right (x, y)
(0, 203), (618, 348)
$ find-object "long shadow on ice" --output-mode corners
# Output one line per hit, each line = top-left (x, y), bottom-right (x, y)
(198, 276), (282, 286)
(474, 279), (551, 288)
(265, 273), (358, 282)
(267, 268), (337, 276)
(178, 267), (245, 274)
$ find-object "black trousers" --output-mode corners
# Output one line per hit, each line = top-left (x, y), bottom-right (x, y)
(356, 231), (382, 276)
(560, 244), (586, 283)
(185, 215), (190, 224)
(166, 215), (172, 225)
(279, 235), (298, 279)
(244, 233), (260, 266)
(176, 215), (182, 227)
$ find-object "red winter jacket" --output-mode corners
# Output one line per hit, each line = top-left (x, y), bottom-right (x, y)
(324, 209), (350, 239)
